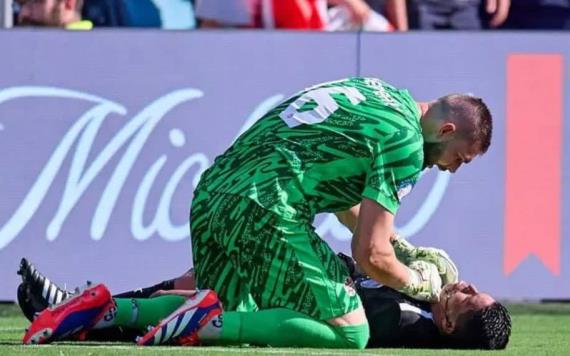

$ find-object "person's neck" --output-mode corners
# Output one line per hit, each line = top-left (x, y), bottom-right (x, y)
(430, 302), (444, 332)
(417, 101), (439, 139)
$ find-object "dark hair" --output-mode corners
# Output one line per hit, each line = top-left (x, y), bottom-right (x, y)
(448, 302), (512, 350)
(439, 94), (493, 154)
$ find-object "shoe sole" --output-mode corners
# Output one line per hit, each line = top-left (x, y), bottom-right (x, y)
(23, 285), (111, 345)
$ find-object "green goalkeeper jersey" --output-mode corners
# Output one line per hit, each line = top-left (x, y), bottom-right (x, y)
(199, 77), (424, 219)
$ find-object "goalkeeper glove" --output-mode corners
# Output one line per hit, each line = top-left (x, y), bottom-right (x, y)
(391, 233), (459, 285)
(399, 260), (442, 302)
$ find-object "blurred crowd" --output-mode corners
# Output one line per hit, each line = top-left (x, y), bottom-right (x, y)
(9, 0), (570, 30)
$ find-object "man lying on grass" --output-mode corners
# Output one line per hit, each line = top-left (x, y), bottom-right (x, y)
(18, 234), (511, 349)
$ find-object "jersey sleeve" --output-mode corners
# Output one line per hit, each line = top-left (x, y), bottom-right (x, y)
(362, 129), (423, 214)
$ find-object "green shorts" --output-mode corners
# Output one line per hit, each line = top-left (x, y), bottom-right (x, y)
(190, 189), (361, 321)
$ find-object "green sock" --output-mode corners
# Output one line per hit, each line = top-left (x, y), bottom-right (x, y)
(112, 296), (186, 330)
(211, 308), (369, 349)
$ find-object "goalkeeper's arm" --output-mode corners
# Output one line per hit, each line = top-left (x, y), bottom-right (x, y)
(351, 198), (441, 301)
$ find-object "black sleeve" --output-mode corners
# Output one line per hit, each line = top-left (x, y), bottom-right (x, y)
(357, 282), (443, 348)
(397, 309), (443, 348)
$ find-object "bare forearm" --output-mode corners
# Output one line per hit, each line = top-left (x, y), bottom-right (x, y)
(351, 198), (411, 290)
(486, 0), (510, 27)
(385, 0), (408, 31)
(353, 241), (410, 289)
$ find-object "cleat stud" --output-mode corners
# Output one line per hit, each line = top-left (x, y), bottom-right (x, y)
(86, 280), (92, 286)
(135, 336), (141, 342)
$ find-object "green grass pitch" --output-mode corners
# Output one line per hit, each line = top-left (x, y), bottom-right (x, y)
(1, 303), (569, 355)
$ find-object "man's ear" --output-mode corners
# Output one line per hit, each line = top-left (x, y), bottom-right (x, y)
(438, 122), (456, 141)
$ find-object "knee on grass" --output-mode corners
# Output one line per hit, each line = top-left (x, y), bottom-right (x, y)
(333, 323), (370, 349)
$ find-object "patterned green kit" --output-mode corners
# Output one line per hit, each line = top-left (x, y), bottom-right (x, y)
(191, 77), (424, 320)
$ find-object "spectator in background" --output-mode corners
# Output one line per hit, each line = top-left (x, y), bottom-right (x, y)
(16, 0), (170, 28)
(17, 0), (94, 29)
(195, 0), (328, 29)
(86, 0), (192, 29)
(499, 0), (570, 29)
(195, 0), (397, 31)
(407, 0), (510, 30)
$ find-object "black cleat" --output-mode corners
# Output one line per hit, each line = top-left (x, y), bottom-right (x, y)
(17, 258), (72, 321)
(16, 258), (137, 342)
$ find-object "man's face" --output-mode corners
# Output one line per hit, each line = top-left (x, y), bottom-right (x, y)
(433, 281), (495, 335)
(423, 130), (480, 173)
(17, 0), (65, 27)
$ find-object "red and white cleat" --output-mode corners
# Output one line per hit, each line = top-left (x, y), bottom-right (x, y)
(136, 289), (222, 346)
(22, 283), (113, 345)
